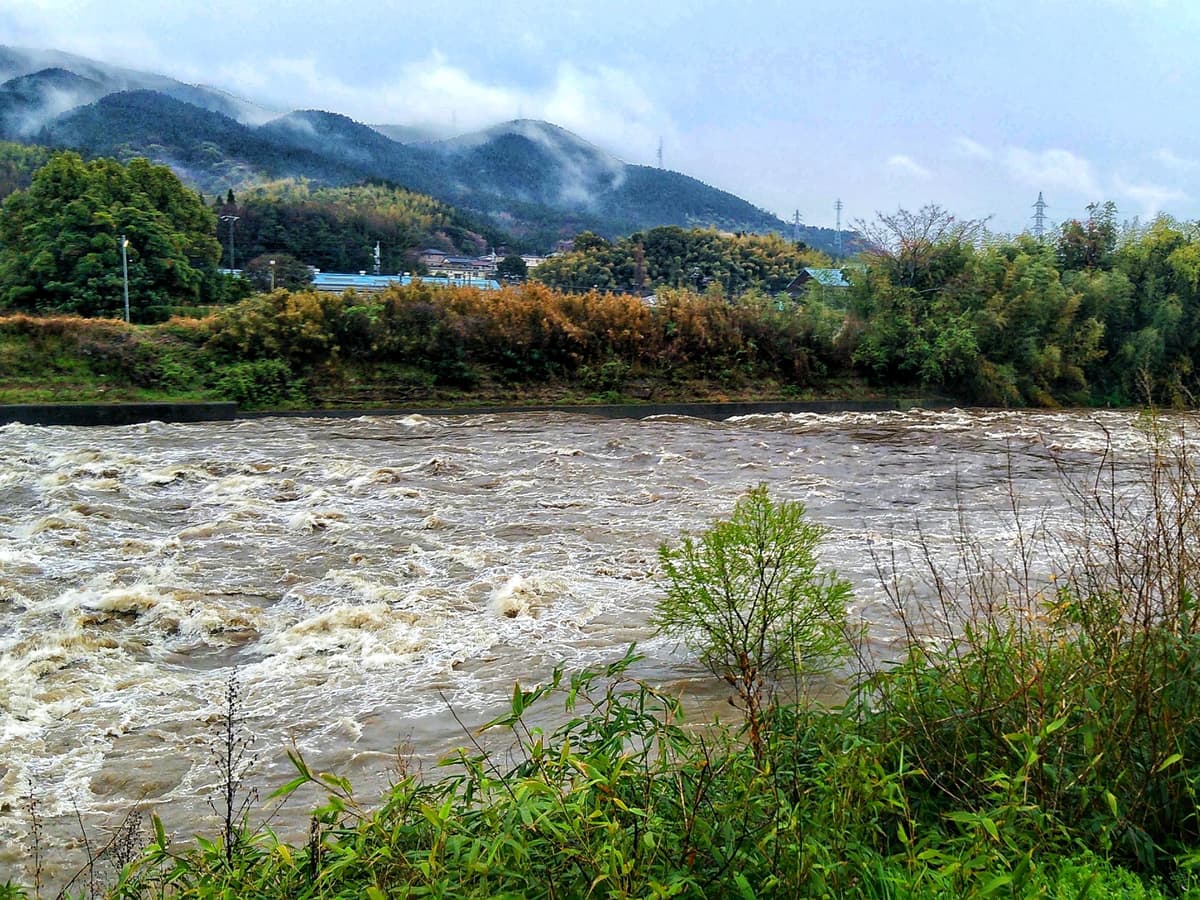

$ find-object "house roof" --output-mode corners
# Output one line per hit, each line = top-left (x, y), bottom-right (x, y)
(802, 267), (850, 288)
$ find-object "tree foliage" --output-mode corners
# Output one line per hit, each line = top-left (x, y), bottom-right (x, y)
(845, 205), (1200, 406)
(0, 151), (220, 319)
(535, 225), (827, 295)
(495, 254), (528, 281)
(0, 141), (53, 202)
(242, 253), (312, 292)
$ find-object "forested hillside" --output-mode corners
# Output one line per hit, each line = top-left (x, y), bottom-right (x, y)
(40, 90), (367, 189)
(216, 180), (507, 272)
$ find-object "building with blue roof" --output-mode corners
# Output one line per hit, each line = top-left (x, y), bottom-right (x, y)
(791, 267), (851, 289)
(311, 272), (501, 293)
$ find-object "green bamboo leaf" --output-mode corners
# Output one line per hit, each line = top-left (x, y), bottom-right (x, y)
(512, 681), (525, 717)
(1156, 752), (1184, 773)
(1105, 790), (1119, 818)
(268, 775), (310, 800)
(980, 816), (999, 843)
(981, 874), (1013, 896)
(1043, 715), (1069, 735)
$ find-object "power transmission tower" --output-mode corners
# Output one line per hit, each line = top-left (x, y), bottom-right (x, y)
(792, 209), (802, 242)
(834, 199), (844, 258)
(657, 137), (663, 169)
(1033, 192), (1048, 241)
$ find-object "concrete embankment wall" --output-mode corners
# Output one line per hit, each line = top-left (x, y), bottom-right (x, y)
(0, 398), (947, 427)
(243, 398), (949, 422)
(0, 403), (238, 426)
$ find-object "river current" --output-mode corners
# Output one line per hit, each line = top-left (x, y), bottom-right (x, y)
(0, 407), (1178, 884)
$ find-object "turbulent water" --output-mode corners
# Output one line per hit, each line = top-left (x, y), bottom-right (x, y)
(0, 407), (1182, 884)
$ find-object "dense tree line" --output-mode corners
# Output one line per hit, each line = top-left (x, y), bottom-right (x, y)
(534, 226), (828, 295)
(848, 203), (1200, 406)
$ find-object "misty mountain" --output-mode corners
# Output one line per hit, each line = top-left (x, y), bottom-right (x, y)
(41, 90), (367, 189)
(258, 110), (441, 194)
(419, 119), (793, 241)
(0, 45), (275, 125)
(1, 45), (852, 251)
(0, 68), (107, 139)
(427, 119), (626, 208)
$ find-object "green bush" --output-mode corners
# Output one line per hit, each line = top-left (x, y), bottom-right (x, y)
(212, 358), (302, 408)
(655, 485), (852, 758)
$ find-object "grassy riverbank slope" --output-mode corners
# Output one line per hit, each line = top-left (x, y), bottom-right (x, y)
(0, 283), (883, 411)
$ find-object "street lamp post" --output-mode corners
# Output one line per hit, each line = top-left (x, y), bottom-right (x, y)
(219, 214), (239, 270)
(269, 259), (276, 291)
(120, 234), (130, 323)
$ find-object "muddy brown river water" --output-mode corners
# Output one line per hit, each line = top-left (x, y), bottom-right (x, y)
(0, 407), (1181, 885)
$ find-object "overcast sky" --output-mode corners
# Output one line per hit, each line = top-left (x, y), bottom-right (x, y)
(4, 0), (1198, 233)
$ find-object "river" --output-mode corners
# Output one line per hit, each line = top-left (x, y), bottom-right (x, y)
(0, 407), (1179, 885)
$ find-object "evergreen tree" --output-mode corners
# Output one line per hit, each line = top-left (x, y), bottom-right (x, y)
(0, 152), (221, 319)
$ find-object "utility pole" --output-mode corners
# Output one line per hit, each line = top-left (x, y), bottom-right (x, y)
(120, 234), (130, 323)
(219, 214), (239, 270)
(834, 199), (844, 258)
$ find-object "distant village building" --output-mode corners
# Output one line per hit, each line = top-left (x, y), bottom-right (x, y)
(431, 256), (494, 278)
(786, 267), (850, 297)
(417, 248), (449, 268)
(311, 272), (501, 293)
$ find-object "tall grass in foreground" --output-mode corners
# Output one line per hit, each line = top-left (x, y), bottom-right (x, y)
(12, 421), (1200, 897)
(862, 420), (1200, 885)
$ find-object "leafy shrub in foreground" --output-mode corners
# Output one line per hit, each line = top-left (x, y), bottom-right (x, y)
(655, 485), (852, 758)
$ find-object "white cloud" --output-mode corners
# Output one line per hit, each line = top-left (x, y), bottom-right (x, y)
(953, 136), (992, 161)
(1003, 147), (1100, 197)
(1114, 176), (1187, 220)
(886, 154), (932, 179)
(1152, 148), (1198, 171)
(216, 52), (668, 163)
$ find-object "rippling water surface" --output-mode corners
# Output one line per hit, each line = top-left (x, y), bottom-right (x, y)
(0, 407), (1182, 883)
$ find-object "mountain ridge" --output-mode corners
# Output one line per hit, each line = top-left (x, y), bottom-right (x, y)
(0, 45), (850, 252)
